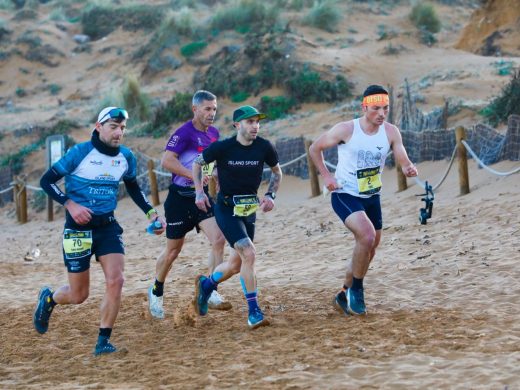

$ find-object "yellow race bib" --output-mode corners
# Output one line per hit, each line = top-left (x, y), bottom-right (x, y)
(357, 167), (382, 195)
(232, 195), (259, 217)
(202, 162), (215, 176)
(63, 229), (93, 259)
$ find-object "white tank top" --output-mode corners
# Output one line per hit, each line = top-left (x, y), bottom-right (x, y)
(335, 118), (390, 198)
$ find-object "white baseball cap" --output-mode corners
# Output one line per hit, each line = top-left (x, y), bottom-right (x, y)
(97, 107), (129, 123)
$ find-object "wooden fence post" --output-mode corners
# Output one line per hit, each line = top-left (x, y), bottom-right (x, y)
(396, 163), (408, 192)
(14, 183), (20, 223)
(147, 159), (160, 206)
(304, 138), (321, 197)
(455, 126), (470, 195)
(18, 183), (28, 224)
(442, 100), (449, 130)
(47, 196), (54, 222)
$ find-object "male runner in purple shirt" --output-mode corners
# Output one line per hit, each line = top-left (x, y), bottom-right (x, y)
(147, 90), (231, 319)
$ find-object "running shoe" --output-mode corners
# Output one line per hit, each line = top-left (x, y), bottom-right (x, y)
(346, 287), (367, 315)
(247, 307), (269, 329)
(194, 275), (210, 316)
(148, 285), (164, 319)
(208, 290), (232, 311)
(93, 337), (117, 356)
(33, 286), (55, 334)
(332, 290), (350, 316)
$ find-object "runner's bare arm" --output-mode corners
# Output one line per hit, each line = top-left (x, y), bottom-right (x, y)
(161, 150), (193, 179)
(193, 154), (211, 212)
(267, 164), (282, 195)
(309, 122), (353, 190)
(387, 125), (418, 177)
(260, 164), (282, 212)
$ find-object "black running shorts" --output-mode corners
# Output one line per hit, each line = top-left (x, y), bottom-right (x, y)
(164, 184), (215, 239)
(62, 213), (124, 273)
(214, 194), (256, 247)
(331, 192), (382, 230)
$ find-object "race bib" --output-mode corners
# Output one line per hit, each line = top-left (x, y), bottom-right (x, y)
(63, 229), (93, 259)
(357, 167), (382, 195)
(232, 195), (259, 217)
(202, 162), (215, 176)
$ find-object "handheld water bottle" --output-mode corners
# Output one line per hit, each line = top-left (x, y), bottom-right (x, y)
(323, 179), (346, 197)
(146, 219), (163, 235)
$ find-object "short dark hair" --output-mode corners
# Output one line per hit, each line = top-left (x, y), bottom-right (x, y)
(363, 85), (388, 97)
(192, 90), (216, 106)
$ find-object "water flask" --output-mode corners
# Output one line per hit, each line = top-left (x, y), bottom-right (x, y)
(146, 220), (163, 235)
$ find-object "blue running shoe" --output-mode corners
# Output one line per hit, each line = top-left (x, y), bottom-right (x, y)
(247, 307), (270, 329)
(194, 275), (210, 316)
(332, 290), (350, 316)
(346, 287), (367, 315)
(93, 337), (117, 356)
(33, 287), (55, 334)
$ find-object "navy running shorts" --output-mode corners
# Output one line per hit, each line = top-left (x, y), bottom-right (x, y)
(164, 184), (215, 239)
(62, 212), (124, 273)
(214, 194), (256, 247)
(331, 192), (382, 230)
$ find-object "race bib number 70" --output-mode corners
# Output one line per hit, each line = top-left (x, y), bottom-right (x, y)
(63, 229), (93, 259)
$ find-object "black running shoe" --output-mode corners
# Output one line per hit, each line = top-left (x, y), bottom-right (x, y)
(332, 290), (350, 316)
(93, 337), (117, 356)
(33, 287), (55, 334)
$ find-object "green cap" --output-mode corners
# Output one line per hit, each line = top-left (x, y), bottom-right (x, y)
(232, 105), (267, 122)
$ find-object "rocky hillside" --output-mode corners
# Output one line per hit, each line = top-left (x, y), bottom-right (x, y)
(1, 0), (519, 184)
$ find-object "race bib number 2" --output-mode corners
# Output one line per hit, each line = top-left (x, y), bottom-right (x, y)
(232, 195), (259, 217)
(63, 229), (93, 259)
(357, 167), (382, 195)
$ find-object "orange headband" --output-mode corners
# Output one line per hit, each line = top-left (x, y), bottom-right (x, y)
(362, 94), (389, 107)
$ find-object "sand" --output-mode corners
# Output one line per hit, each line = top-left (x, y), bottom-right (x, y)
(1, 159), (519, 389)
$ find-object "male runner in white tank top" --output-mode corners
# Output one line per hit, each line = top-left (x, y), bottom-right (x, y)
(309, 85), (418, 316)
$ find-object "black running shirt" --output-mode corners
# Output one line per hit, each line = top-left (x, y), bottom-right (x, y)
(202, 135), (278, 197)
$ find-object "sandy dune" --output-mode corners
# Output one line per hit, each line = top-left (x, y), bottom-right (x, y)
(1, 159), (519, 389)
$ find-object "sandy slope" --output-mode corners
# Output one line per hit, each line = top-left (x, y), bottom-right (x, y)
(1, 159), (519, 389)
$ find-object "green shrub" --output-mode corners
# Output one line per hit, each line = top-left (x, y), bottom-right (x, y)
(302, 0), (341, 33)
(410, 2), (441, 34)
(81, 4), (165, 40)
(259, 95), (296, 120)
(211, 0), (278, 33)
(231, 91), (250, 103)
(0, 0), (15, 11)
(138, 93), (193, 138)
(174, 7), (197, 37)
(180, 41), (207, 57)
(285, 66), (352, 103)
(50, 7), (67, 21)
(492, 60), (514, 76)
(288, 0), (314, 11)
(122, 75), (151, 126)
(16, 87), (26, 97)
(48, 84), (62, 95)
(481, 69), (520, 126)
(1, 120), (77, 174)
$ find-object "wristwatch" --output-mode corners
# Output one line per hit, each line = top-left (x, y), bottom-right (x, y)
(265, 192), (276, 200)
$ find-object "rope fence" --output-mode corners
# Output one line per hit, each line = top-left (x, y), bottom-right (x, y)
(0, 185), (14, 195)
(4, 124), (520, 224)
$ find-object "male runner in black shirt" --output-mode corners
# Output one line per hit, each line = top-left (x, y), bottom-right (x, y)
(192, 105), (282, 329)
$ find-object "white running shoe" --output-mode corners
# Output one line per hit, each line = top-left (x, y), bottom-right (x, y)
(207, 290), (232, 311)
(148, 286), (164, 319)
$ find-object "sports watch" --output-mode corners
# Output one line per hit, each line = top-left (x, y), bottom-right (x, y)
(265, 192), (276, 200)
